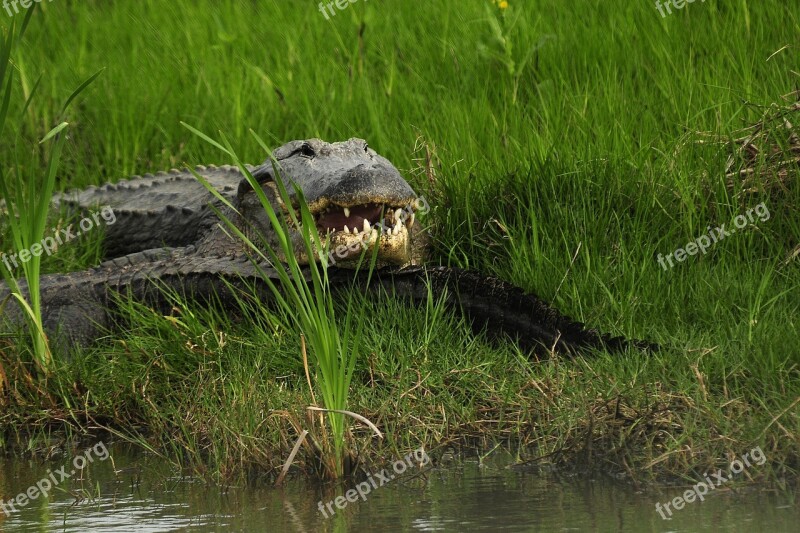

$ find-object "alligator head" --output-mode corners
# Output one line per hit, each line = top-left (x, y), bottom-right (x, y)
(236, 138), (423, 267)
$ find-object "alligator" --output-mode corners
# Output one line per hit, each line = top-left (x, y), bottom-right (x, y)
(0, 138), (656, 355)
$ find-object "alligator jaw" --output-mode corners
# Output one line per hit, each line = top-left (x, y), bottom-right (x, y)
(314, 201), (417, 267)
(251, 186), (420, 267)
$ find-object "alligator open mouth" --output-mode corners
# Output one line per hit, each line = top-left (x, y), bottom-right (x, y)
(316, 203), (414, 235)
(310, 201), (417, 266)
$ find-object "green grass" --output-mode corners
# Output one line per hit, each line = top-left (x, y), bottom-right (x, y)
(0, 15), (102, 371)
(0, 0), (798, 484)
(185, 125), (383, 479)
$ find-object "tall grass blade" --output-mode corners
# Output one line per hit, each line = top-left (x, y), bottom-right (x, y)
(0, 24), (103, 371)
(61, 67), (104, 113)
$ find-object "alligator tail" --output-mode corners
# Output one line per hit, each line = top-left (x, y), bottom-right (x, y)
(373, 266), (658, 357)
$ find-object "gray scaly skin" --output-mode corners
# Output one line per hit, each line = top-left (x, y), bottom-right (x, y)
(50, 138), (421, 266)
(0, 138), (657, 355)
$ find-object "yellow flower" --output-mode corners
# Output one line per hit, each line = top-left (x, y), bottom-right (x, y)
(499, 0), (509, 8)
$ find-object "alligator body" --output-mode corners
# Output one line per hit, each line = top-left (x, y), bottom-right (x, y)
(0, 138), (655, 355)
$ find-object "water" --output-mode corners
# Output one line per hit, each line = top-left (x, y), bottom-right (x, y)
(0, 444), (796, 532)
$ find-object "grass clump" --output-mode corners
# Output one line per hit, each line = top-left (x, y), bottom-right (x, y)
(182, 125), (382, 480)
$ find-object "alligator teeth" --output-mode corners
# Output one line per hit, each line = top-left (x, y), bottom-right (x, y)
(407, 213), (415, 229)
(386, 227), (393, 237)
(394, 209), (402, 222)
(343, 207), (350, 218)
(344, 225), (350, 234)
(363, 219), (371, 233)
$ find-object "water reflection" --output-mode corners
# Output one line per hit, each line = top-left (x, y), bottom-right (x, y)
(0, 444), (796, 532)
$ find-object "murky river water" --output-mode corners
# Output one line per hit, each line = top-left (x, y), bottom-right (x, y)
(0, 443), (796, 532)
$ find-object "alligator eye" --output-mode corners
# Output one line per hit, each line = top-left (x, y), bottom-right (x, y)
(363, 143), (369, 153)
(299, 143), (316, 158)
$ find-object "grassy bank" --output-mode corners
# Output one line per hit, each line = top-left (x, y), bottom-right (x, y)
(1, 0), (799, 485)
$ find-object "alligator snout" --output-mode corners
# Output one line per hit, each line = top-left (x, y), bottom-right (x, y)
(296, 162), (417, 214)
